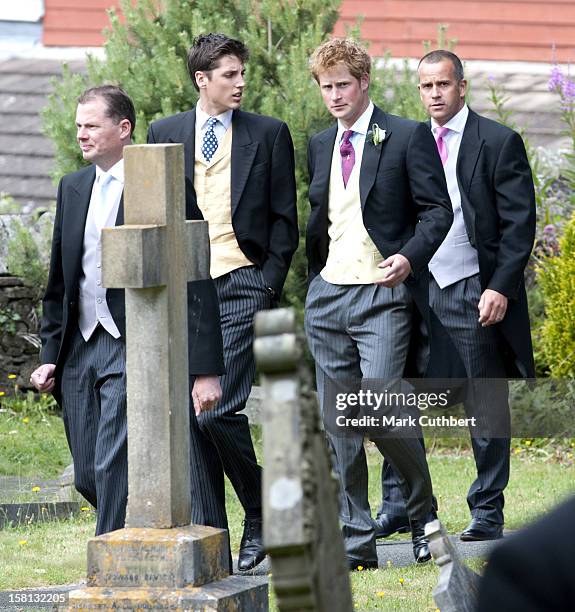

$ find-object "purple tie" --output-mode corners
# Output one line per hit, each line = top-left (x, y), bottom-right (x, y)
(435, 126), (450, 165)
(340, 130), (355, 187)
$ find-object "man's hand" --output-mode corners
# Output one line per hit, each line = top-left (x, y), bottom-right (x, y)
(478, 289), (508, 327)
(191, 375), (222, 416)
(30, 364), (56, 393)
(376, 254), (412, 288)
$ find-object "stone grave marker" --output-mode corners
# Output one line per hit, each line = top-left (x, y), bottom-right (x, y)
(65, 144), (267, 610)
(426, 519), (481, 612)
(0, 473), (82, 529)
(254, 308), (353, 612)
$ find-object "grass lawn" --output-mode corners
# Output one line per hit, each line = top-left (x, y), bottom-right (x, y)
(0, 410), (573, 609)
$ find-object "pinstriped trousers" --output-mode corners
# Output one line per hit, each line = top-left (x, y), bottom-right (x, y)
(192, 266), (270, 527)
(60, 326), (128, 535)
(305, 275), (434, 562)
(381, 273), (510, 524)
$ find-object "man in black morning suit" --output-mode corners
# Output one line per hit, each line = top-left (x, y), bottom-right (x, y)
(304, 38), (453, 568)
(148, 34), (298, 571)
(378, 50), (536, 543)
(31, 86), (224, 536)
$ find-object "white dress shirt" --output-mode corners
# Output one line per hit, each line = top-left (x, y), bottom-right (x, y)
(429, 104), (480, 287)
(78, 159), (124, 341)
(332, 100), (374, 174)
(196, 104), (233, 164)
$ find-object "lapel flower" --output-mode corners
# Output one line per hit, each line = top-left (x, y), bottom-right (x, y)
(368, 123), (386, 146)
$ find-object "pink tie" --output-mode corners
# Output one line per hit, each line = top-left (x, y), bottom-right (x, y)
(340, 130), (355, 187)
(435, 126), (450, 165)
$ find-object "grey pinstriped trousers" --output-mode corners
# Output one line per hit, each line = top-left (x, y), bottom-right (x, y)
(191, 266), (271, 530)
(60, 326), (128, 535)
(381, 273), (510, 524)
(305, 275), (434, 562)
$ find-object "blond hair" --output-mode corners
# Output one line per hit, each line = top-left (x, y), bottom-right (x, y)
(310, 38), (371, 82)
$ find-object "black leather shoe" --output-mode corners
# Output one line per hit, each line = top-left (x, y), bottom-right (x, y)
(374, 513), (410, 538)
(460, 518), (503, 542)
(410, 519), (432, 564)
(347, 558), (379, 571)
(237, 518), (266, 571)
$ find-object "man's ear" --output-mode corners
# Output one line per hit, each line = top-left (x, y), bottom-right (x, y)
(120, 118), (132, 139)
(360, 73), (370, 92)
(195, 70), (208, 89)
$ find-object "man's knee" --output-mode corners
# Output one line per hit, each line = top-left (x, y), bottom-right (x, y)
(74, 467), (97, 507)
(196, 407), (220, 432)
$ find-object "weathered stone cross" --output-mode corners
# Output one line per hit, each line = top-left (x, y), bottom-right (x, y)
(101, 143), (209, 527)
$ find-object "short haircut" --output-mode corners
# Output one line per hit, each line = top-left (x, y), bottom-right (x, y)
(309, 38), (371, 83)
(187, 33), (249, 91)
(77, 85), (136, 137)
(418, 50), (465, 81)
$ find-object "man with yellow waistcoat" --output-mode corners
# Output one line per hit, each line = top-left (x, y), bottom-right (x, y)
(148, 33), (298, 572)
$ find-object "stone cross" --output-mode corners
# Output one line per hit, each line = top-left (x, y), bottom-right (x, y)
(254, 308), (353, 612)
(101, 143), (210, 528)
(67, 144), (268, 609)
(426, 519), (482, 612)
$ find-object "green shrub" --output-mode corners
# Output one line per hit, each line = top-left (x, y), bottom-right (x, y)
(538, 213), (575, 377)
(5, 213), (54, 298)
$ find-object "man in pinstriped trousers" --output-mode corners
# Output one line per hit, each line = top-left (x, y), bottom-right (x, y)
(379, 50), (536, 543)
(30, 85), (224, 536)
(304, 39), (453, 569)
(148, 34), (298, 570)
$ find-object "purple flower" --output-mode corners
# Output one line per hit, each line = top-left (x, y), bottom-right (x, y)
(543, 224), (556, 234)
(548, 66), (564, 92)
(562, 78), (575, 102)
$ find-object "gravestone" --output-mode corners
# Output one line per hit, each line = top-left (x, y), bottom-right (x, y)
(0, 473), (83, 529)
(254, 308), (353, 612)
(426, 519), (481, 612)
(65, 144), (267, 610)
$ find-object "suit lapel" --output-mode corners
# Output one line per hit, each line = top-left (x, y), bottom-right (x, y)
(115, 193), (124, 226)
(231, 110), (258, 215)
(181, 109), (196, 185)
(457, 109), (483, 243)
(65, 166), (95, 286)
(359, 107), (390, 208)
(313, 124), (338, 209)
(457, 109), (483, 195)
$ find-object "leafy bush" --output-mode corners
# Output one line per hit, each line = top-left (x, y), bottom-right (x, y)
(538, 213), (575, 378)
(4, 212), (54, 298)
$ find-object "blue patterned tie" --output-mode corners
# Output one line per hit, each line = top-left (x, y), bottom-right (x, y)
(201, 117), (219, 163)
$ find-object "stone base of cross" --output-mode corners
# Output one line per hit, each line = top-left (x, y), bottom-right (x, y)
(64, 145), (267, 610)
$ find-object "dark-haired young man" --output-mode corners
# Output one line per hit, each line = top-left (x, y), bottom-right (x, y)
(148, 34), (298, 571)
(31, 86), (224, 536)
(379, 50), (536, 542)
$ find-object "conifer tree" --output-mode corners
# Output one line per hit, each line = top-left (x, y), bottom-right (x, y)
(42, 0), (425, 310)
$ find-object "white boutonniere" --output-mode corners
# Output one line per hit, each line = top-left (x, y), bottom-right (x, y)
(368, 123), (386, 146)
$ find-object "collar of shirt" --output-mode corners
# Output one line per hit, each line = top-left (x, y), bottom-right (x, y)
(95, 158), (125, 186)
(431, 103), (469, 138)
(336, 101), (374, 145)
(196, 103), (233, 133)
